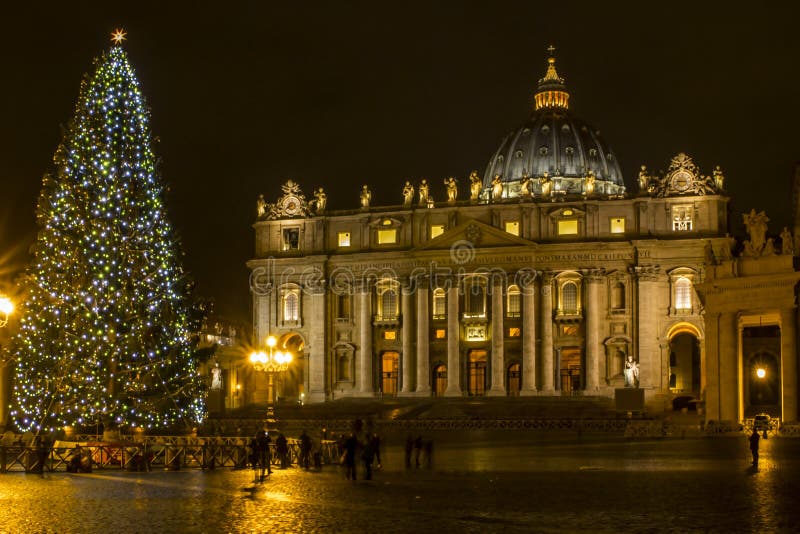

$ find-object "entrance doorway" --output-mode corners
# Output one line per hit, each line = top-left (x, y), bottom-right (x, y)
(381, 351), (399, 397)
(507, 363), (521, 396)
(559, 347), (582, 394)
(433, 364), (447, 397)
(468, 350), (487, 396)
(669, 333), (700, 396)
(280, 333), (305, 401)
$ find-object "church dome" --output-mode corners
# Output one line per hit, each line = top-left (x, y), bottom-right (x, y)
(483, 48), (625, 200)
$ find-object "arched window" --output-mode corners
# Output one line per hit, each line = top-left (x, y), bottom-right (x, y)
(282, 289), (300, 322)
(506, 285), (521, 317)
(376, 279), (399, 321)
(562, 282), (578, 314)
(432, 288), (446, 319)
(611, 282), (625, 310)
(674, 277), (692, 311)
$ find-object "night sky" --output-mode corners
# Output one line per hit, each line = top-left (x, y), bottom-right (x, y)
(1, 1), (798, 327)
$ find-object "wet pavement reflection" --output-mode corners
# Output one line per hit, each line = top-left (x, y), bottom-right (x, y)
(1, 433), (798, 533)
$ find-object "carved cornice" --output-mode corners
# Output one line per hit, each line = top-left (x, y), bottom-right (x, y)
(631, 265), (662, 281)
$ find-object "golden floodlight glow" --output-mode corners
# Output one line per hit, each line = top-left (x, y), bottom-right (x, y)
(266, 335), (277, 348)
(756, 368), (766, 379)
(111, 28), (127, 44)
(0, 296), (13, 316)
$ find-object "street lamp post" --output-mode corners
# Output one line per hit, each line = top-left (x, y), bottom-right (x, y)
(249, 335), (292, 418)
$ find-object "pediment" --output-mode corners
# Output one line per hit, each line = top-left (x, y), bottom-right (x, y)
(415, 218), (536, 252)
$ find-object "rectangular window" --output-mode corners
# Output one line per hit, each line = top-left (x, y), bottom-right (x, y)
(672, 206), (693, 231)
(504, 221), (520, 236)
(508, 327), (521, 337)
(610, 217), (626, 234)
(337, 232), (351, 247)
(557, 220), (578, 235)
(384, 331), (396, 340)
(282, 228), (300, 250)
(507, 291), (521, 317)
(432, 291), (446, 319)
(377, 229), (397, 244)
(435, 329), (446, 339)
(430, 224), (445, 239)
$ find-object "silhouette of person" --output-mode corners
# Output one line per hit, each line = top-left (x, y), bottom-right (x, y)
(749, 428), (760, 467)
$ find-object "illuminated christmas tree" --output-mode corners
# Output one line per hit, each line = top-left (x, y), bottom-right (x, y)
(10, 31), (207, 433)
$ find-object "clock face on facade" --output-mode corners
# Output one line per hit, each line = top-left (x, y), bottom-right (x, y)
(670, 171), (692, 192)
(280, 195), (301, 216)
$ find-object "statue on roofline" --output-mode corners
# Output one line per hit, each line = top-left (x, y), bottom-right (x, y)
(469, 171), (482, 202)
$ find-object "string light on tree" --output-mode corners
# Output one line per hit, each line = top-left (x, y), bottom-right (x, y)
(10, 32), (207, 433)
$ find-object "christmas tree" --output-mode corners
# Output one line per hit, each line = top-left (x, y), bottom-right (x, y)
(10, 31), (207, 433)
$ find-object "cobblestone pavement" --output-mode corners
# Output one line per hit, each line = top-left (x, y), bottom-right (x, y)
(1, 432), (799, 533)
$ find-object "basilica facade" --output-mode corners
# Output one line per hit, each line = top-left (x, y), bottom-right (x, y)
(246, 52), (800, 426)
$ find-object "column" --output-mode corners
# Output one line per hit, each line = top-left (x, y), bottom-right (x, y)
(358, 284), (373, 395)
(717, 312), (738, 422)
(445, 284), (462, 396)
(400, 283), (415, 395)
(307, 286), (326, 402)
(520, 279), (537, 395)
(540, 274), (555, 392)
(415, 283), (431, 394)
(635, 267), (661, 391)
(704, 312), (721, 421)
(585, 272), (602, 392)
(488, 281), (505, 396)
(780, 308), (797, 423)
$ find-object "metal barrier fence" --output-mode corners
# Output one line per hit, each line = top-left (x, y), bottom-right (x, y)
(0, 439), (341, 474)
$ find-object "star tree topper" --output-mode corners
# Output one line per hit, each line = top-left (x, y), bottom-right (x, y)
(111, 28), (127, 45)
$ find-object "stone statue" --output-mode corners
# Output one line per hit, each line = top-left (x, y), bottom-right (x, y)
(491, 174), (503, 201)
(780, 227), (795, 255)
(444, 177), (458, 203)
(624, 355), (639, 388)
(360, 185), (371, 208)
(520, 172), (532, 198)
(418, 179), (430, 206)
(402, 181), (414, 207)
(469, 171), (482, 202)
(211, 363), (223, 390)
(764, 238), (776, 256)
(313, 187), (327, 212)
(713, 165), (724, 191)
(257, 194), (266, 218)
(742, 209), (769, 257)
(540, 172), (552, 199)
(638, 165), (649, 192)
(584, 171), (596, 196)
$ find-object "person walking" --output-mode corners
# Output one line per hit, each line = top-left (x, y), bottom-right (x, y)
(749, 428), (760, 467)
(299, 430), (312, 469)
(343, 432), (359, 481)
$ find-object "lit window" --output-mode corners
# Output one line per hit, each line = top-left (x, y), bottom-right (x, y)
(282, 228), (300, 250)
(504, 221), (519, 236)
(672, 206), (693, 231)
(610, 217), (625, 234)
(338, 232), (351, 247)
(506, 285), (521, 317)
(283, 291), (299, 321)
(508, 327), (521, 337)
(558, 219), (578, 235)
(430, 225), (445, 239)
(562, 282), (578, 314)
(384, 331), (397, 340)
(432, 288), (446, 319)
(377, 281), (399, 320)
(377, 229), (397, 244)
(435, 329), (446, 339)
(675, 277), (692, 311)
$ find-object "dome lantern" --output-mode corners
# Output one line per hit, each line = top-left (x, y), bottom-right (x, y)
(534, 45), (569, 111)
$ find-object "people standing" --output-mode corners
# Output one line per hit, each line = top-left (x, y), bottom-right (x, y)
(299, 430), (312, 469)
(275, 433), (289, 469)
(343, 432), (359, 481)
(749, 428), (760, 467)
(251, 430), (272, 483)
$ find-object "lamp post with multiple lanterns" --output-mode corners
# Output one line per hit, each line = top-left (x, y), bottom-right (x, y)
(249, 335), (292, 416)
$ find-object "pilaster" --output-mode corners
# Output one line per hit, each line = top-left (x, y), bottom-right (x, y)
(445, 284), (462, 396)
(488, 281), (506, 396)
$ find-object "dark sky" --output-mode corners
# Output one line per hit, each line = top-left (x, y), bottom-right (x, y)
(1, 1), (798, 325)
